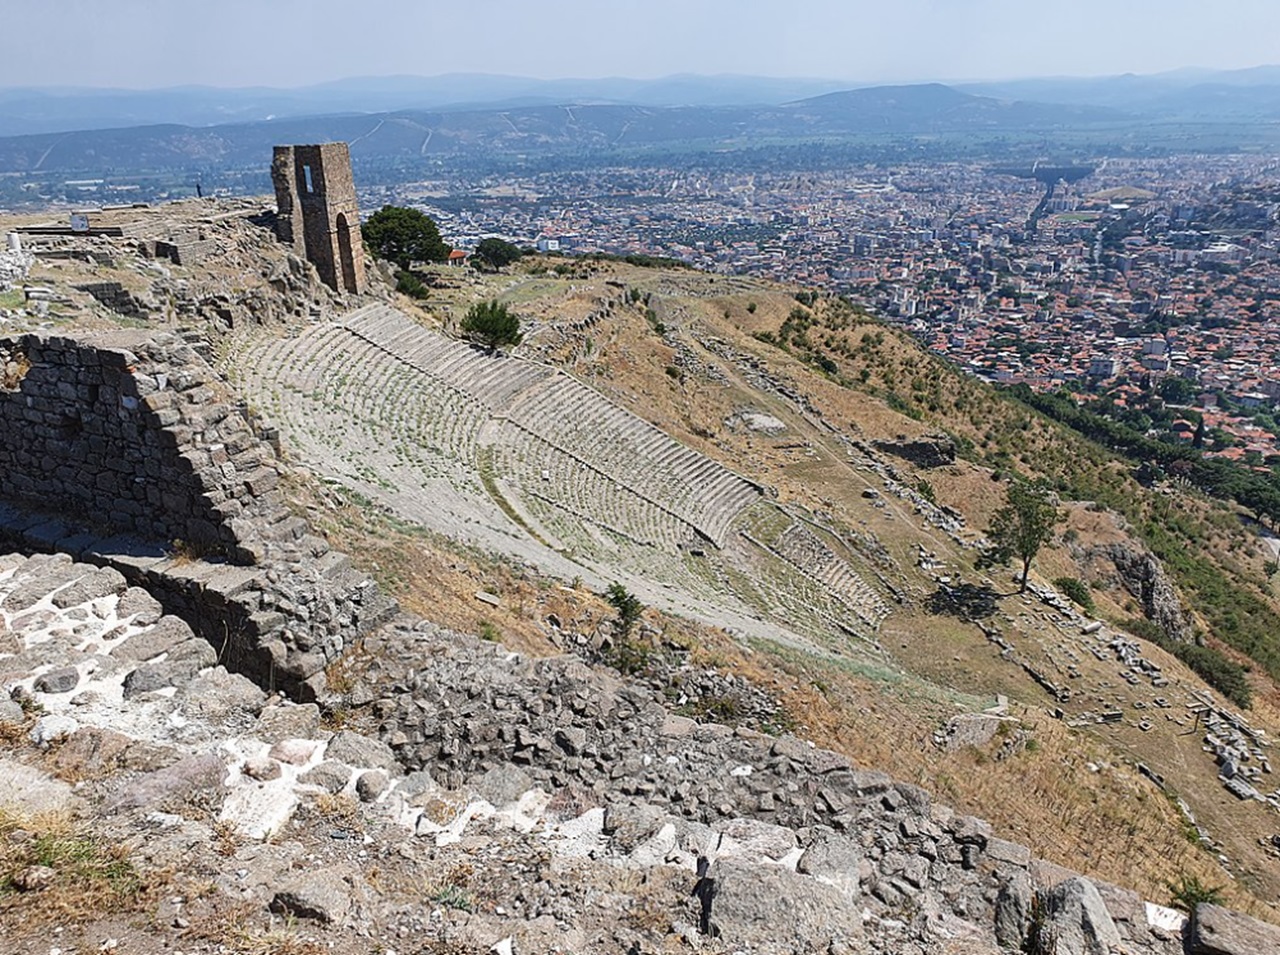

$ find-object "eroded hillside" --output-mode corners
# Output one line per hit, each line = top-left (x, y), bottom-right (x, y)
(3, 199), (1280, 951)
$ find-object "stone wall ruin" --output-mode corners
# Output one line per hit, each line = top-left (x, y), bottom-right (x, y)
(271, 143), (367, 295)
(0, 329), (396, 696)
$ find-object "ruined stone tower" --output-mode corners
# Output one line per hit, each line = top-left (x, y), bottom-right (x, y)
(271, 143), (367, 294)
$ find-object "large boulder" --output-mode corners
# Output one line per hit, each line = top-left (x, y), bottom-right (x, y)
(1189, 903), (1280, 955)
(994, 870), (1033, 950)
(1031, 877), (1122, 955)
(711, 859), (865, 953)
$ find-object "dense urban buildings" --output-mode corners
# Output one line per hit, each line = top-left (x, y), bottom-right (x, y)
(359, 154), (1280, 456)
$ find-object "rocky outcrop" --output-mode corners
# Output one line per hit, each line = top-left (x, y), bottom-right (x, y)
(1108, 542), (1193, 642)
(5, 550), (1280, 953)
(874, 432), (958, 468)
(1031, 876), (1124, 955)
(1189, 902), (1280, 954)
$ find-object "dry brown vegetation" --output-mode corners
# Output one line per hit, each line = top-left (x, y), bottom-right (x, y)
(255, 258), (1280, 916)
(0, 806), (155, 927)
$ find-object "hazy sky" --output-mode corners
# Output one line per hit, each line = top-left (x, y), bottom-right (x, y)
(3, 0), (1278, 88)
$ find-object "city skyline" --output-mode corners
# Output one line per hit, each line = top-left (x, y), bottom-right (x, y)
(2, 0), (1279, 90)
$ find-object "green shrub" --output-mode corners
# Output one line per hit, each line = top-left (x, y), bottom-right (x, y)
(395, 270), (428, 299)
(1167, 874), (1225, 912)
(917, 478), (936, 505)
(461, 300), (522, 351)
(1054, 576), (1095, 614)
(606, 582), (643, 641)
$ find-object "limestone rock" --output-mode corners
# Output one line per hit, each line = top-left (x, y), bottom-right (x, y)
(1189, 902), (1280, 955)
(1107, 543), (1192, 643)
(473, 765), (533, 807)
(0, 699), (23, 724)
(30, 713), (79, 748)
(712, 859), (864, 952)
(104, 753), (227, 813)
(994, 871), (1032, 950)
(176, 667), (266, 727)
(113, 615), (195, 662)
(48, 726), (134, 779)
(270, 867), (356, 923)
(356, 769), (389, 802)
(0, 758), (77, 817)
(254, 702), (322, 743)
(269, 738), (321, 766)
(603, 802), (667, 852)
(796, 827), (862, 895)
(116, 587), (164, 627)
(243, 755), (282, 781)
(300, 760), (351, 794)
(34, 666), (80, 694)
(324, 729), (399, 773)
(50, 567), (127, 608)
(1032, 876), (1123, 955)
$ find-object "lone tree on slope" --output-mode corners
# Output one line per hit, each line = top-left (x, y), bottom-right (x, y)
(461, 299), (523, 352)
(978, 481), (1061, 593)
(362, 205), (451, 270)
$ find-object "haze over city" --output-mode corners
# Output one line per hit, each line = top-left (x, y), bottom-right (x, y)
(3, 0), (1279, 89)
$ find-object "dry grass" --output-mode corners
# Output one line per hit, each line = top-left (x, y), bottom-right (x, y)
(309, 792), (360, 822)
(258, 258), (1280, 915)
(685, 626), (1260, 913)
(228, 926), (327, 955)
(180, 897), (326, 955)
(0, 806), (157, 928)
(0, 349), (31, 391)
(211, 819), (239, 857)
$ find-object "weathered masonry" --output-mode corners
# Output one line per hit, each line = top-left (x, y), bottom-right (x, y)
(0, 329), (395, 696)
(271, 143), (367, 295)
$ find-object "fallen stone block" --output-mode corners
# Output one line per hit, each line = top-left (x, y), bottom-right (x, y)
(1032, 876), (1123, 955)
(270, 867), (356, 924)
(1189, 902), (1280, 955)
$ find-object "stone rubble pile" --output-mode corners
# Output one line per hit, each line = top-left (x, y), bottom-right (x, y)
(348, 617), (1232, 954)
(0, 329), (398, 694)
(0, 247), (34, 290)
(3, 553), (1280, 951)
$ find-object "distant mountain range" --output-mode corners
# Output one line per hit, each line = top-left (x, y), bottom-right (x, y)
(959, 65), (1280, 118)
(0, 84), (1127, 177)
(0, 74), (857, 137)
(4, 67), (1280, 141)
(0, 68), (1279, 183)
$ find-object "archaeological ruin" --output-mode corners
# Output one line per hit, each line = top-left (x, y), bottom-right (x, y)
(0, 160), (1278, 954)
(271, 142), (367, 295)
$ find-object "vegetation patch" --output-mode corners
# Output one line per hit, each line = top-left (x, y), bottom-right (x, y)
(1055, 576), (1096, 614)
(0, 808), (151, 926)
(1122, 617), (1252, 708)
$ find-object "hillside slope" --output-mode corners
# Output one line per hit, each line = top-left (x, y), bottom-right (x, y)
(4, 200), (1280, 931)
